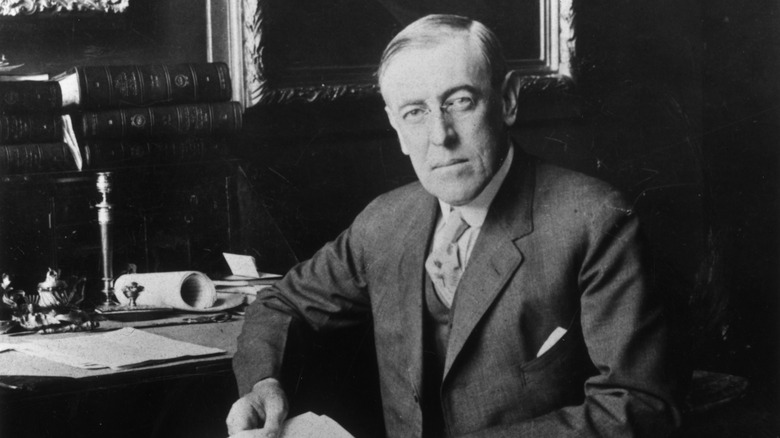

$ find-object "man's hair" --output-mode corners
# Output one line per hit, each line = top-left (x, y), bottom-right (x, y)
(377, 14), (507, 91)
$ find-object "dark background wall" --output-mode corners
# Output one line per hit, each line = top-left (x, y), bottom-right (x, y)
(699, 0), (779, 397)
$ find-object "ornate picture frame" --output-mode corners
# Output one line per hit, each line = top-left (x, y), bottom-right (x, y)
(1, 0), (219, 80)
(231, 0), (574, 108)
(0, 0), (129, 16)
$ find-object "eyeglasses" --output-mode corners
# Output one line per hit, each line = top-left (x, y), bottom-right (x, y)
(397, 96), (477, 126)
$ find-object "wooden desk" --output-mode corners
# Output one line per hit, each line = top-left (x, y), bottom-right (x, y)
(0, 316), (243, 438)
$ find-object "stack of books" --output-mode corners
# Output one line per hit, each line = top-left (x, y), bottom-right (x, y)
(213, 274), (281, 304)
(0, 72), (80, 174)
(0, 62), (241, 175)
(214, 253), (282, 304)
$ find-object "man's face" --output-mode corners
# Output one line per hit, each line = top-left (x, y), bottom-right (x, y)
(381, 35), (517, 206)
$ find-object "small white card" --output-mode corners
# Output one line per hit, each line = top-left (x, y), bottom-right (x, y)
(536, 327), (567, 357)
(223, 253), (261, 278)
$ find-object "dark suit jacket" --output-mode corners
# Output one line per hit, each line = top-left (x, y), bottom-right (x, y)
(234, 150), (681, 437)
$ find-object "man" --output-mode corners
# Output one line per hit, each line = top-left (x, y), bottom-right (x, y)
(227, 14), (680, 437)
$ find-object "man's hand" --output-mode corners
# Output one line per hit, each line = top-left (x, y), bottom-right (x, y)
(226, 378), (289, 437)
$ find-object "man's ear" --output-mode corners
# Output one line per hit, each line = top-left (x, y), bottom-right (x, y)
(385, 105), (410, 155)
(500, 70), (522, 127)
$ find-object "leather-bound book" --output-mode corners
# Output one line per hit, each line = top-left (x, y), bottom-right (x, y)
(55, 62), (232, 110)
(78, 101), (243, 140)
(0, 113), (63, 145)
(82, 137), (229, 169)
(0, 81), (62, 113)
(0, 143), (78, 174)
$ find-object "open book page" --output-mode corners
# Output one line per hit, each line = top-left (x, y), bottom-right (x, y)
(12, 327), (224, 370)
(0, 73), (49, 81)
(279, 412), (354, 438)
(61, 114), (83, 170)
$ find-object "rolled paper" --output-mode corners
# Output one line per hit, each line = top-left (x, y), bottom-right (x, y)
(113, 271), (216, 311)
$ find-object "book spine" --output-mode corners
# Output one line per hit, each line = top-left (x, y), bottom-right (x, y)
(0, 81), (62, 113)
(0, 143), (76, 174)
(0, 114), (63, 145)
(79, 101), (243, 140)
(82, 137), (228, 168)
(77, 62), (232, 109)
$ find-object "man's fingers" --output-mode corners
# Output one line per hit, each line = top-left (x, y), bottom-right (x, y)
(251, 378), (289, 436)
(260, 394), (286, 432)
(228, 429), (276, 438)
(248, 396), (285, 438)
(227, 379), (289, 437)
(226, 397), (262, 435)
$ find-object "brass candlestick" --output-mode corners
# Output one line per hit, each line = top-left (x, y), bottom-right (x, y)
(96, 172), (114, 307)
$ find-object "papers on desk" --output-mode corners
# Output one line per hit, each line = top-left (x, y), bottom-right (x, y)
(280, 412), (353, 438)
(228, 412), (352, 438)
(215, 253), (281, 304)
(8, 327), (224, 370)
(212, 276), (279, 287)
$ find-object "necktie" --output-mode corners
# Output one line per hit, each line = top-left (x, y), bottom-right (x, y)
(425, 209), (470, 307)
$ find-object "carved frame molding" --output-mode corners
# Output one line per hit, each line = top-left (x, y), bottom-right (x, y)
(227, 0), (575, 110)
(0, 0), (129, 16)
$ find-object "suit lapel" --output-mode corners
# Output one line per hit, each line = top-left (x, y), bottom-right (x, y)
(443, 152), (536, 380)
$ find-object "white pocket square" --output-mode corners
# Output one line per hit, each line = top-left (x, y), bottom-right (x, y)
(536, 327), (568, 357)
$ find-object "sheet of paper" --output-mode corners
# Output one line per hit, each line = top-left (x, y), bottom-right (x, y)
(213, 277), (280, 286)
(12, 327), (224, 370)
(221, 253), (282, 280)
(223, 253), (262, 278)
(279, 412), (353, 438)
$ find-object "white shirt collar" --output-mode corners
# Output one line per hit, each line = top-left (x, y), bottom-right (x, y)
(438, 143), (514, 228)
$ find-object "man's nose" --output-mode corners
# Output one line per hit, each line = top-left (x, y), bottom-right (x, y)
(428, 109), (456, 147)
